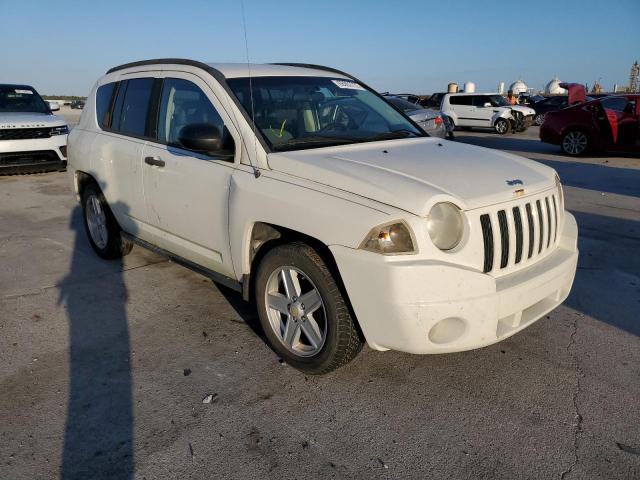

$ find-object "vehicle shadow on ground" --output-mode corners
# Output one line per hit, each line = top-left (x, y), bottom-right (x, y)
(534, 158), (640, 198)
(57, 205), (134, 480)
(568, 210), (640, 337)
(455, 133), (557, 154)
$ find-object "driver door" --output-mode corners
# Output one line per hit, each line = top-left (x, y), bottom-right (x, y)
(141, 73), (240, 278)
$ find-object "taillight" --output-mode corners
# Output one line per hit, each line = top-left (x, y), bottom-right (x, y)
(435, 116), (443, 125)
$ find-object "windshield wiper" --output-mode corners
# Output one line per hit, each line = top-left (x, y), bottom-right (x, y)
(273, 136), (358, 151)
(356, 129), (421, 142)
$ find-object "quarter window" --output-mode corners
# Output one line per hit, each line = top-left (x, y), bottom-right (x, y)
(95, 82), (116, 129)
(157, 78), (225, 147)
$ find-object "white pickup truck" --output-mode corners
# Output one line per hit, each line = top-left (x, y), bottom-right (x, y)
(67, 59), (578, 374)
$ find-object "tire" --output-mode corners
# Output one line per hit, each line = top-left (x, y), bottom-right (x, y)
(494, 118), (510, 134)
(81, 182), (133, 259)
(560, 130), (589, 156)
(534, 113), (545, 126)
(255, 242), (363, 374)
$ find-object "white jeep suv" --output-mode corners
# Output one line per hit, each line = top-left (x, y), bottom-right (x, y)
(67, 59), (578, 374)
(0, 84), (68, 174)
(441, 92), (536, 134)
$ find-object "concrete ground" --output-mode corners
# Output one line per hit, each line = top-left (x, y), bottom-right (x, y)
(1, 119), (639, 479)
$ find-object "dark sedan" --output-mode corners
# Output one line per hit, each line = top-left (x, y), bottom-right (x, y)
(531, 95), (594, 126)
(540, 94), (640, 155)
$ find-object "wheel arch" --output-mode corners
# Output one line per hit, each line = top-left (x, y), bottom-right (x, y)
(242, 221), (366, 342)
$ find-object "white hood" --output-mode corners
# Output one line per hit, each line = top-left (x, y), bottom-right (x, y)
(268, 137), (556, 216)
(0, 112), (67, 129)
(511, 105), (535, 116)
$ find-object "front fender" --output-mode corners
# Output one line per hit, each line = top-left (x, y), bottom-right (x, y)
(228, 166), (399, 279)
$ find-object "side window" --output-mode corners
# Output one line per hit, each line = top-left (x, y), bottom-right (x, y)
(110, 81), (127, 132)
(157, 78), (226, 148)
(450, 96), (471, 106)
(601, 97), (629, 113)
(117, 78), (155, 137)
(473, 96), (488, 107)
(95, 82), (116, 129)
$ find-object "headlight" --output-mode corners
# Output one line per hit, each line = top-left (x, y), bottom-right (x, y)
(427, 202), (464, 250)
(555, 173), (564, 211)
(360, 220), (416, 255)
(50, 125), (69, 136)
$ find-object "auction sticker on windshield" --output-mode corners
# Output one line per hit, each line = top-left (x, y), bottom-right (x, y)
(331, 79), (365, 90)
(14, 89), (33, 94)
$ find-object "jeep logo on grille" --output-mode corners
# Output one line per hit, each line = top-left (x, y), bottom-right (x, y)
(506, 179), (524, 186)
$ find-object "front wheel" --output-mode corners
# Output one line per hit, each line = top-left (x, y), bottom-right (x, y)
(255, 242), (363, 374)
(561, 130), (589, 156)
(494, 118), (510, 134)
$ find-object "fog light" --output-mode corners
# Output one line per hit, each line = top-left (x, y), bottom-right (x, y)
(60, 146), (67, 158)
(428, 317), (466, 344)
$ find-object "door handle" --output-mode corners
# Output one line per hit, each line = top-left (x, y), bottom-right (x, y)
(144, 156), (165, 167)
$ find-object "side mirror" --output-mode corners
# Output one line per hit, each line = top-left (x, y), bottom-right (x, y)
(483, 102), (492, 108)
(178, 123), (234, 157)
(48, 102), (60, 112)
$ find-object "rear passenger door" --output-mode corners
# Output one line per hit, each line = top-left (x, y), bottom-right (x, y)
(449, 95), (475, 126)
(141, 73), (240, 278)
(92, 77), (158, 234)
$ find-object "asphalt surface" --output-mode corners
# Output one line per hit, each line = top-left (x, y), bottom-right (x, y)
(1, 116), (639, 479)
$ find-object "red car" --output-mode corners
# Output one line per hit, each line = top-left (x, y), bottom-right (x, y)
(540, 91), (640, 156)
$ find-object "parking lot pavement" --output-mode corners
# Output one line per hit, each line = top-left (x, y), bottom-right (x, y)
(1, 127), (639, 479)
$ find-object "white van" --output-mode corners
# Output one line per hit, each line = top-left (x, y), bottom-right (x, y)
(67, 59), (578, 374)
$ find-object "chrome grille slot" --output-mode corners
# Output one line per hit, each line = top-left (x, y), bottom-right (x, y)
(478, 191), (561, 275)
(536, 200), (544, 254)
(512, 206), (523, 264)
(498, 210), (509, 268)
(480, 214), (493, 273)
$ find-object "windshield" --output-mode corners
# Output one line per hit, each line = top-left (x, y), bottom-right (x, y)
(385, 96), (421, 113)
(227, 76), (423, 151)
(488, 95), (511, 107)
(0, 86), (50, 113)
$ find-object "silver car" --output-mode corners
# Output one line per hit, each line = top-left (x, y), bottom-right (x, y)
(384, 95), (450, 138)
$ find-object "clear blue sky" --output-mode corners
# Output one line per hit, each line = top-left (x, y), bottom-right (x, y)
(1, 0), (638, 96)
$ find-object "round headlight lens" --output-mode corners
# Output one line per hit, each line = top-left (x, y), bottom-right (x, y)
(427, 202), (464, 250)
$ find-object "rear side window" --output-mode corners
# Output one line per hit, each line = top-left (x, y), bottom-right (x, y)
(118, 78), (155, 136)
(449, 95), (472, 106)
(95, 82), (116, 129)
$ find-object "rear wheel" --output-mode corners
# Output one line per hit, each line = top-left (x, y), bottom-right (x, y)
(494, 118), (510, 134)
(534, 113), (545, 126)
(561, 130), (589, 156)
(255, 242), (363, 374)
(81, 182), (132, 259)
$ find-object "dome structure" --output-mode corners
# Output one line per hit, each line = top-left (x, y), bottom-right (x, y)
(509, 79), (528, 94)
(545, 77), (567, 95)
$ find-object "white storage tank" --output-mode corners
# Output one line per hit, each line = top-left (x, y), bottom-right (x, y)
(509, 79), (528, 94)
(544, 77), (567, 95)
(464, 82), (476, 93)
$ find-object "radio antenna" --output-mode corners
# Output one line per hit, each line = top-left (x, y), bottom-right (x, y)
(241, 0), (261, 178)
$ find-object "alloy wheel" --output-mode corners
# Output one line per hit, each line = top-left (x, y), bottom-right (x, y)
(264, 266), (327, 357)
(534, 113), (545, 126)
(85, 194), (108, 249)
(562, 131), (588, 155)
